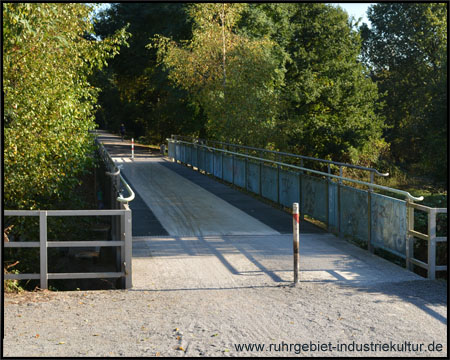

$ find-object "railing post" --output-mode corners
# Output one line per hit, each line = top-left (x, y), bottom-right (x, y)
(428, 209), (437, 280)
(276, 155), (280, 204)
(259, 158), (262, 196)
(245, 149), (249, 191)
(131, 138), (134, 159)
(39, 211), (48, 289)
(115, 197), (121, 272)
(212, 147), (215, 176)
(299, 159), (304, 221)
(220, 145), (224, 180)
(406, 200), (414, 271)
(293, 203), (300, 284)
(120, 204), (132, 289)
(115, 173), (121, 240)
(232, 147), (235, 185)
(124, 205), (132, 288)
(326, 164), (330, 231)
(110, 173), (115, 239)
(337, 166), (343, 237)
(368, 172), (374, 253)
(120, 204), (125, 285)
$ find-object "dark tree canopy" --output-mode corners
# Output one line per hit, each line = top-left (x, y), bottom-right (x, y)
(92, 3), (204, 143)
(361, 3), (447, 181)
(237, 3), (385, 164)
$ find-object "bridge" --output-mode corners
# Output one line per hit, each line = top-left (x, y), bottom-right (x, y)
(96, 130), (436, 290)
(4, 130), (446, 289)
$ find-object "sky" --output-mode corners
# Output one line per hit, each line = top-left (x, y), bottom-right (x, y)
(92, 3), (375, 27)
(330, 3), (375, 26)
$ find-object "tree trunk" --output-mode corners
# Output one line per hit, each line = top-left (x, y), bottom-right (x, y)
(221, 4), (226, 89)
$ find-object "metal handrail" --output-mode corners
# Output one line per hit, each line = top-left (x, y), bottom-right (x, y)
(94, 137), (135, 204)
(117, 174), (135, 203)
(169, 139), (423, 202)
(105, 169), (120, 176)
(172, 135), (389, 177)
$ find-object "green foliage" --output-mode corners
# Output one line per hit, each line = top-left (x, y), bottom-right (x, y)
(92, 3), (445, 185)
(3, 226), (24, 293)
(4, 268), (24, 293)
(3, 3), (129, 211)
(361, 3), (447, 182)
(151, 3), (385, 160)
(151, 3), (285, 147)
(240, 4), (385, 163)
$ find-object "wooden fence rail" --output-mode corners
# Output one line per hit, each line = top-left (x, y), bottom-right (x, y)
(4, 204), (132, 289)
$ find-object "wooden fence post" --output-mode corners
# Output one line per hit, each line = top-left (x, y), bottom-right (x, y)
(40, 211), (48, 289)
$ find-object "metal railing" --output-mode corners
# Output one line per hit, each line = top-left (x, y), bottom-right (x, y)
(171, 135), (390, 180)
(167, 138), (449, 278)
(406, 203), (448, 280)
(4, 135), (135, 289)
(168, 138), (423, 202)
(96, 137), (135, 204)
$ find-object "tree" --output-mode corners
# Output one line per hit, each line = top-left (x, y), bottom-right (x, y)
(92, 3), (201, 142)
(239, 3), (385, 164)
(94, 3), (386, 167)
(151, 3), (285, 146)
(3, 3), (129, 210)
(361, 3), (447, 181)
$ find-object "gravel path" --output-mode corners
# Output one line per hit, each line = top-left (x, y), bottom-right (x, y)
(3, 279), (447, 357)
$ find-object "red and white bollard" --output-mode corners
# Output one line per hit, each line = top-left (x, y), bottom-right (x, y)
(131, 138), (134, 159)
(293, 202), (300, 284)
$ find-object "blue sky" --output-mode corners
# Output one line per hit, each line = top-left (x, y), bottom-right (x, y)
(330, 3), (374, 26)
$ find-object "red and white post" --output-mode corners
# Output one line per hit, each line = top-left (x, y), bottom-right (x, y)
(131, 138), (134, 159)
(293, 202), (300, 284)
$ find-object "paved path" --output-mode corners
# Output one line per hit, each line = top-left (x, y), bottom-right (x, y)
(99, 131), (320, 236)
(132, 234), (424, 291)
(120, 158), (279, 236)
